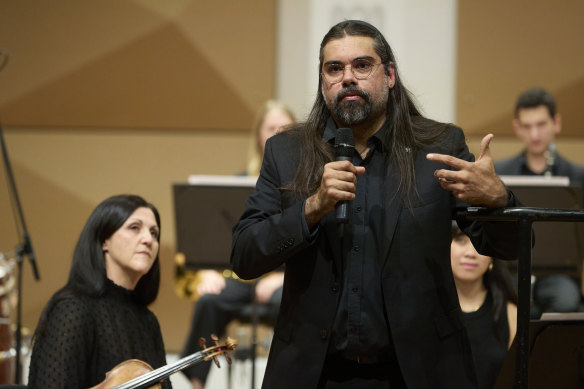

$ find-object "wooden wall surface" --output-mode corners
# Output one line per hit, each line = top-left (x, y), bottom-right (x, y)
(457, 1), (584, 137)
(0, 0), (275, 353)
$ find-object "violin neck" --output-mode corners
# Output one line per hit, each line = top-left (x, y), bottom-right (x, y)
(113, 350), (206, 389)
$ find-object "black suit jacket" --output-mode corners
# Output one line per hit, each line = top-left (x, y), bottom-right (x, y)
(231, 125), (519, 389)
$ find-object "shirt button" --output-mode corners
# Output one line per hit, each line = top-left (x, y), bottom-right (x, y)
(331, 283), (339, 293)
(355, 206), (362, 212)
(320, 329), (328, 339)
(350, 327), (358, 334)
(352, 287), (358, 293)
(353, 245), (360, 252)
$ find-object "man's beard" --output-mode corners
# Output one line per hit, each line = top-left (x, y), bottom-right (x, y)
(328, 85), (387, 127)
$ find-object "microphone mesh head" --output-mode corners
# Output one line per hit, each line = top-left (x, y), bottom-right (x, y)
(335, 128), (354, 148)
(335, 128), (354, 159)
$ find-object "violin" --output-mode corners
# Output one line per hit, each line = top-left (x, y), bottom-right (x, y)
(90, 335), (237, 389)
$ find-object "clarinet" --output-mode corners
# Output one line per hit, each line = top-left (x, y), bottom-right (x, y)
(544, 143), (556, 177)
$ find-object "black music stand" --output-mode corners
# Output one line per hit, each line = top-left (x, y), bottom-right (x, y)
(494, 315), (584, 388)
(173, 176), (256, 270)
(457, 207), (584, 389)
(500, 183), (584, 280)
(173, 175), (265, 389)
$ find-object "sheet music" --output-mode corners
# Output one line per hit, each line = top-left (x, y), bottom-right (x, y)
(540, 312), (584, 321)
(499, 175), (570, 186)
(188, 175), (258, 187)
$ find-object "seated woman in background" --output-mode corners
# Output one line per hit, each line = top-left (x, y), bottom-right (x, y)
(451, 226), (518, 389)
(179, 100), (295, 389)
(28, 194), (171, 389)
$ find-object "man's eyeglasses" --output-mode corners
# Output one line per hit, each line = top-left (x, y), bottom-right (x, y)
(322, 59), (383, 84)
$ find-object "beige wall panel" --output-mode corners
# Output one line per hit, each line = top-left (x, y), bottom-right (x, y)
(0, 0), (278, 354)
(0, 0), (275, 129)
(457, 1), (584, 137)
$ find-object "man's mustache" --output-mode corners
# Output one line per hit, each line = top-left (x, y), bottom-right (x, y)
(334, 86), (371, 105)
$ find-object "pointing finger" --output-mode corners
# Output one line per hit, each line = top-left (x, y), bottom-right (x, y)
(426, 153), (470, 170)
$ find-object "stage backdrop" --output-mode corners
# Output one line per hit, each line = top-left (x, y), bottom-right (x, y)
(0, 0), (276, 353)
(0, 0), (583, 356)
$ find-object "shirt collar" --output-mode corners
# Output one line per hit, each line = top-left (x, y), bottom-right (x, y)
(323, 116), (390, 152)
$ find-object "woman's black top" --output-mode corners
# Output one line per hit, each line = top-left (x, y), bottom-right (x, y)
(28, 279), (171, 389)
(462, 292), (510, 389)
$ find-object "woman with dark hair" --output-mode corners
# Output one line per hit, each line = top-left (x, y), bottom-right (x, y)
(451, 227), (518, 389)
(28, 194), (170, 389)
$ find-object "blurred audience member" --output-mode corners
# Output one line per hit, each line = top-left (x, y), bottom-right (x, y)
(495, 87), (584, 317)
(180, 100), (295, 389)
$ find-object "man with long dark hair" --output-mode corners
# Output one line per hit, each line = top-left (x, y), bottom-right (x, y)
(231, 20), (520, 389)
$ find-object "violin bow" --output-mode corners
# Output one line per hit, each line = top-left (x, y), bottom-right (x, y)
(113, 335), (237, 389)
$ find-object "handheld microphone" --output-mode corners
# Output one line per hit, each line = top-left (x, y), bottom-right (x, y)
(334, 128), (355, 223)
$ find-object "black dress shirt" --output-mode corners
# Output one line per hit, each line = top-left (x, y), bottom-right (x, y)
(322, 118), (394, 358)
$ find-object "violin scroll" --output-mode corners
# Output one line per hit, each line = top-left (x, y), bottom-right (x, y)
(198, 334), (238, 367)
